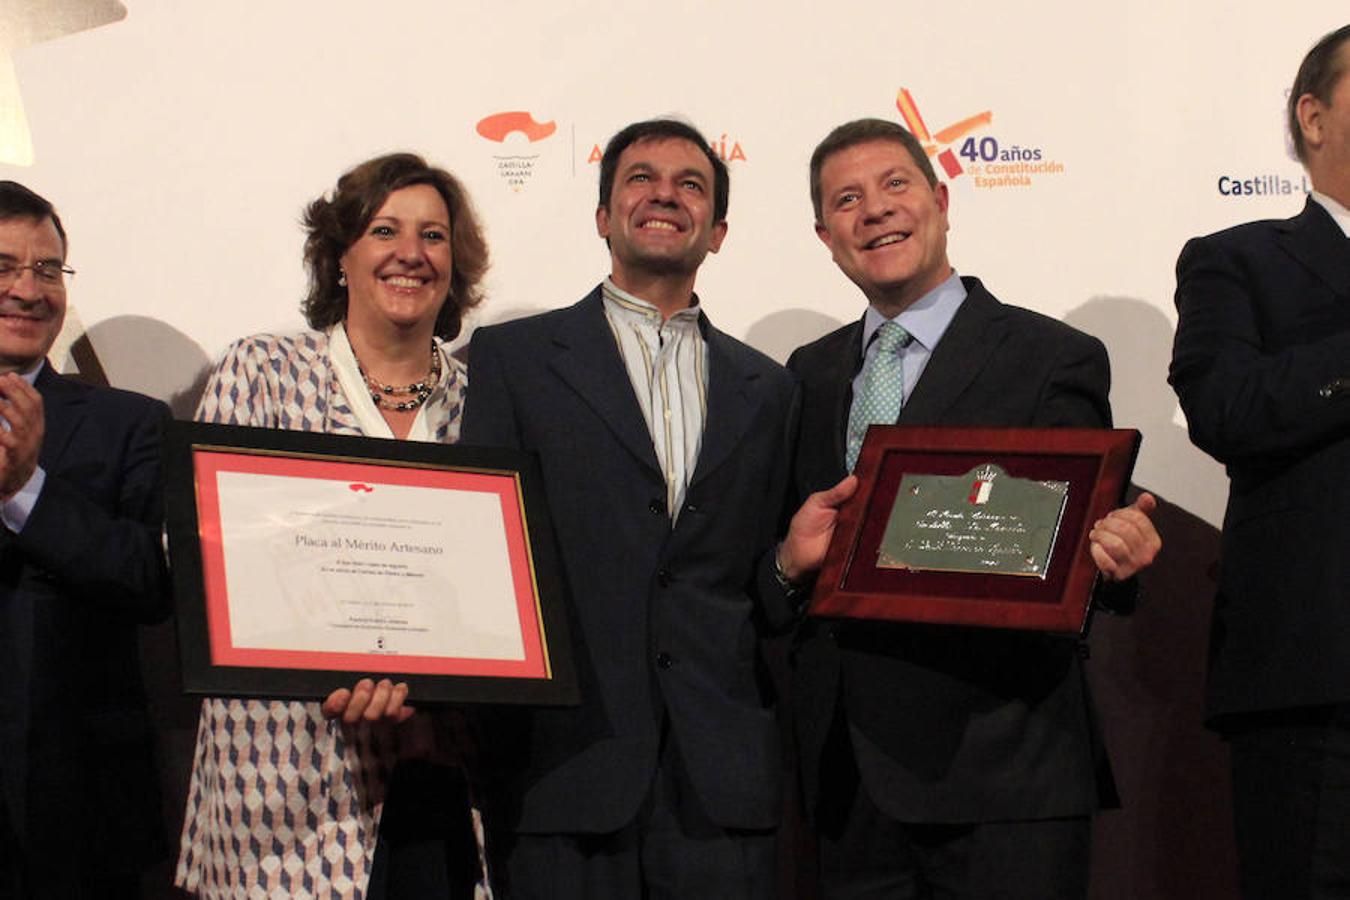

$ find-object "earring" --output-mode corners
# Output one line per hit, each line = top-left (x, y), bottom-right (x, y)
(338, 269), (347, 287)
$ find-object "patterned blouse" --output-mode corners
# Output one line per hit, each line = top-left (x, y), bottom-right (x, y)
(175, 328), (478, 899)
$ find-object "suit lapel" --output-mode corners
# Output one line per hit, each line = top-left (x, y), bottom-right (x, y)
(1277, 198), (1350, 298)
(819, 321), (863, 473)
(547, 291), (662, 477)
(689, 324), (760, 490)
(898, 279), (1006, 425)
(34, 363), (86, 471)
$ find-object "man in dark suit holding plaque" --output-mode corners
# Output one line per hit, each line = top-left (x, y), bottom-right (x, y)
(463, 119), (852, 899)
(0, 181), (171, 897)
(1170, 25), (1350, 899)
(772, 119), (1160, 899)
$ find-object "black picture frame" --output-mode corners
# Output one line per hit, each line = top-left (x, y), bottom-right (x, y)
(164, 420), (578, 706)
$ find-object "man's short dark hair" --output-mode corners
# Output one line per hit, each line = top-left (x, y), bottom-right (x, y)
(0, 181), (67, 254)
(1289, 24), (1350, 162)
(809, 119), (938, 225)
(598, 119), (729, 224)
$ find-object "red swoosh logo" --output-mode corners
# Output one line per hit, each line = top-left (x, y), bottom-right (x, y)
(477, 111), (557, 143)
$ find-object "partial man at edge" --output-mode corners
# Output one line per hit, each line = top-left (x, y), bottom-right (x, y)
(1170, 23), (1350, 900)
(0, 180), (172, 899)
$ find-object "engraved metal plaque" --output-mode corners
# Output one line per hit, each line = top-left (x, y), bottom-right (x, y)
(877, 463), (1068, 578)
(809, 426), (1141, 635)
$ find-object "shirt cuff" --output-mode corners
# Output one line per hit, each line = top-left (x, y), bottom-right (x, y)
(1, 465), (45, 533)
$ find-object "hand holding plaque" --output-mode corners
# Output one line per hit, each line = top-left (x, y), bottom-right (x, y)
(1087, 491), (1161, 582)
(777, 474), (860, 584)
(808, 426), (1141, 635)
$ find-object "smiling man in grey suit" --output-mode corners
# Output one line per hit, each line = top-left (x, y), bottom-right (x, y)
(1171, 24), (1350, 899)
(774, 119), (1161, 900)
(463, 119), (845, 899)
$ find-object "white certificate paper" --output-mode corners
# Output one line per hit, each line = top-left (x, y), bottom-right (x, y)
(214, 470), (527, 661)
(168, 423), (575, 704)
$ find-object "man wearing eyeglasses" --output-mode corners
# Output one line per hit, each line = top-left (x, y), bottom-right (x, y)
(0, 180), (171, 898)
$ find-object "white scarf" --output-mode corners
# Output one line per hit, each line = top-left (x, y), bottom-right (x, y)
(328, 322), (449, 442)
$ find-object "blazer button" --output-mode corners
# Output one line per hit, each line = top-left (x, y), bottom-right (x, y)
(648, 498), (665, 516)
(1319, 377), (1350, 398)
(656, 651), (675, 669)
(657, 568), (673, 587)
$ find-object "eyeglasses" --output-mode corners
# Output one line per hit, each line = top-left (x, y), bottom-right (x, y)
(0, 260), (76, 288)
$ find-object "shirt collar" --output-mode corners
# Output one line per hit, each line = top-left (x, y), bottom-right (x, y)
(602, 277), (702, 326)
(1311, 191), (1350, 238)
(13, 359), (43, 385)
(860, 271), (967, 356)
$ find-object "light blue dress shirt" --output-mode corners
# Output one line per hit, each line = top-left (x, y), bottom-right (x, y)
(851, 271), (967, 405)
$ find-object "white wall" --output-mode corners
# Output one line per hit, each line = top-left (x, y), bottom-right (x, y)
(4, 0), (1344, 528)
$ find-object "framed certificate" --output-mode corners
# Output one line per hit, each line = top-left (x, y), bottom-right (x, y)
(164, 421), (577, 705)
(808, 426), (1140, 635)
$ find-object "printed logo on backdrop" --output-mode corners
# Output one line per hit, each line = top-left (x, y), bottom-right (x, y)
(585, 133), (747, 165)
(476, 111), (559, 192)
(895, 88), (1065, 189)
(1213, 89), (1310, 199)
(0, 0), (127, 166)
(1217, 171), (1310, 198)
(476, 113), (747, 189)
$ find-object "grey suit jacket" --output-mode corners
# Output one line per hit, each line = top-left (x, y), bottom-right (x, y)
(462, 287), (799, 833)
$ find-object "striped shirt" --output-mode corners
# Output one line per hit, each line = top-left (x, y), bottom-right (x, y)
(601, 277), (708, 522)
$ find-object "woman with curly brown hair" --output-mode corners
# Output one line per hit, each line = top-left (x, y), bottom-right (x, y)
(176, 152), (491, 899)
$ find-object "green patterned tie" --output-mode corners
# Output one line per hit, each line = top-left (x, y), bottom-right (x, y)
(846, 321), (911, 470)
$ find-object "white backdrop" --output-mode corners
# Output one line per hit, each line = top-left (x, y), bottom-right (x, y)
(2, 0), (1345, 528)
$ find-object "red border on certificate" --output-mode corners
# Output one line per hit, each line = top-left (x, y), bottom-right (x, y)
(193, 450), (550, 679)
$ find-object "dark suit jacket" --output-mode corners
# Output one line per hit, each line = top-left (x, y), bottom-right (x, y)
(462, 288), (799, 834)
(789, 276), (1115, 824)
(0, 365), (170, 885)
(1170, 198), (1350, 723)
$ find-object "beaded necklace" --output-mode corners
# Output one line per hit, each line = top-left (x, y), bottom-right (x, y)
(355, 343), (441, 412)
